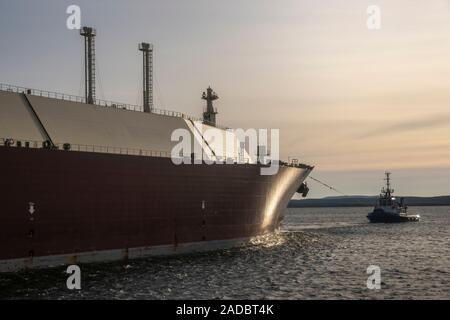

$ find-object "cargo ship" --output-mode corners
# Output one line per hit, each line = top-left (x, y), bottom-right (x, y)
(0, 27), (313, 272)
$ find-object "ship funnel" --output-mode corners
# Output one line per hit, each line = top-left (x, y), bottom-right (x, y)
(80, 26), (96, 104)
(139, 43), (154, 113)
(202, 87), (219, 126)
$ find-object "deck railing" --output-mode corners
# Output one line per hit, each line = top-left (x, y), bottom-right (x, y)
(0, 83), (218, 125)
(0, 137), (312, 169)
(0, 138), (172, 158)
(0, 138), (251, 163)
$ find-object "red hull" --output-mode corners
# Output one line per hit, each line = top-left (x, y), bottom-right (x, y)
(0, 146), (310, 270)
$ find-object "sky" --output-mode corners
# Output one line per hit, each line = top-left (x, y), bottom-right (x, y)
(1, 0), (450, 198)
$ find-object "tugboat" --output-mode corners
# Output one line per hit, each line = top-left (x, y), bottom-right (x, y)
(367, 172), (420, 223)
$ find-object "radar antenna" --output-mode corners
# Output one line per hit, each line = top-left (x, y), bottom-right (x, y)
(383, 171), (394, 197)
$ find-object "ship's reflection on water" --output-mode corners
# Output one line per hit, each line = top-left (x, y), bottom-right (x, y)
(1, 206), (449, 300)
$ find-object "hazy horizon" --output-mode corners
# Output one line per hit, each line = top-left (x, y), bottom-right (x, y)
(1, 0), (450, 198)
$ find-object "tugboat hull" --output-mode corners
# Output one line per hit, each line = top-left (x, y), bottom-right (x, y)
(367, 211), (420, 223)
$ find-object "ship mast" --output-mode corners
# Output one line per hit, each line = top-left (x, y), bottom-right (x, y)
(139, 42), (154, 113)
(383, 171), (394, 198)
(80, 27), (96, 105)
(202, 87), (219, 126)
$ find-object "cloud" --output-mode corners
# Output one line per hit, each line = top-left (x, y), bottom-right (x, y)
(359, 114), (450, 139)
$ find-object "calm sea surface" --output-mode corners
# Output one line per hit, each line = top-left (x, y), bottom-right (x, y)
(1, 206), (449, 299)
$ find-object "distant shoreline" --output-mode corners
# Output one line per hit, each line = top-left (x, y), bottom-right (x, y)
(289, 196), (450, 208)
(288, 204), (450, 208)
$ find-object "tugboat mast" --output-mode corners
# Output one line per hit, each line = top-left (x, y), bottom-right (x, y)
(383, 171), (394, 198)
